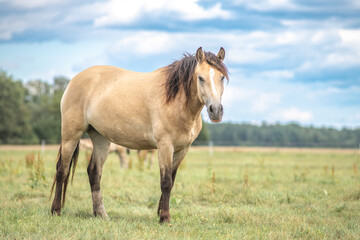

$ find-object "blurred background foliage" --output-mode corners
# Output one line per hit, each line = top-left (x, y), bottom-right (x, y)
(0, 70), (359, 147)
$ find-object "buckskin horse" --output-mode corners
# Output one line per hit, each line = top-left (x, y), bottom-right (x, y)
(50, 47), (229, 223)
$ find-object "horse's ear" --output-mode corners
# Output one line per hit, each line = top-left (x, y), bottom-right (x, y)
(196, 47), (205, 63)
(217, 47), (225, 61)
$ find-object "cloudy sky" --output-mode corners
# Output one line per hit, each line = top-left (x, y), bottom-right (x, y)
(1, 0), (359, 128)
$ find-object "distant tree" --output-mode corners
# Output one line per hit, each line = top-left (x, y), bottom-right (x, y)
(25, 76), (69, 143)
(0, 71), (37, 144)
(26, 79), (54, 143)
(48, 76), (69, 142)
(53, 76), (69, 93)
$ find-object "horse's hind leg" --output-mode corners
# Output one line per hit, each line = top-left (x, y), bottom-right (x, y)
(87, 128), (110, 218)
(51, 137), (82, 215)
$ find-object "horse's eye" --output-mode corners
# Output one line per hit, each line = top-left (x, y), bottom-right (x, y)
(198, 76), (205, 82)
(221, 76), (225, 82)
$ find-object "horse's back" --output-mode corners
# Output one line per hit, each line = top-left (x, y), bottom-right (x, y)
(62, 65), (153, 109)
(70, 65), (134, 89)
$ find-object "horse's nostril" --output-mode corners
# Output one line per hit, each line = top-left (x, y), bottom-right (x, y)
(209, 105), (214, 113)
(220, 105), (223, 111)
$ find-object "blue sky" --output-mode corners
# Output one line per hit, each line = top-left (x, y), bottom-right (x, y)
(1, 0), (360, 128)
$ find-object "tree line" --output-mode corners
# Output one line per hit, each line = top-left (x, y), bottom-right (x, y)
(202, 122), (360, 148)
(1, 70), (359, 148)
(0, 70), (67, 144)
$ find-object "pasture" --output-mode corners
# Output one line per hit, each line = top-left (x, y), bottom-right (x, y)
(0, 146), (359, 239)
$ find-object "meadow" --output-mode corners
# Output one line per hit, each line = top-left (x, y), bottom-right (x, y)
(0, 146), (359, 239)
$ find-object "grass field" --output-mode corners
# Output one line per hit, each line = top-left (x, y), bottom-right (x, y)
(0, 146), (359, 239)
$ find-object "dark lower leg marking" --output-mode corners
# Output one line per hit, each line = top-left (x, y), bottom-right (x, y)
(51, 158), (64, 215)
(158, 173), (172, 223)
(87, 160), (101, 192)
(50, 142), (80, 215)
(87, 155), (108, 218)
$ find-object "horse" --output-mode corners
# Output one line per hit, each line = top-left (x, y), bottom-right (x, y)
(80, 138), (129, 168)
(137, 149), (156, 170)
(50, 47), (229, 223)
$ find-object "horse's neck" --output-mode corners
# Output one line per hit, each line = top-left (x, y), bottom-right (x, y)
(178, 77), (203, 123)
(187, 97), (203, 120)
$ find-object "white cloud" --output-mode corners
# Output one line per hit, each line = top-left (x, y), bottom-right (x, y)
(0, 8), (61, 40)
(234, 0), (360, 12)
(252, 93), (282, 112)
(280, 19), (350, 29)
(112, 31), (177, 55)
(222, 86), (255, 106)
(275, 107), (313, 123)
(9, 0), (68, 9)
(222, 85), (282, 114)
(298, 51), (360, 72)
(352, 0), (360, 8)
(0, 18), (28, 40)
(258, 70), (294, 80)
(323, 52), (360, 68)
(99, 27), (359, 80)
(233, 0), (304, 11)
(0, 0), (231, 41)
(227, 48), (279, 64)
(171, 1), (230, 21)
(339, 29), (360, 52)
(274, 31), (301, 45)
(94, 0), (231, 27)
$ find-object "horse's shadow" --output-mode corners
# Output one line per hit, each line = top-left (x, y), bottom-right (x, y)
(73, 210), (94, 219)
(71, 209), (156, 222)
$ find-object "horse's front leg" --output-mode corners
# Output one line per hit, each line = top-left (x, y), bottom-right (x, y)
(157, 143), (174, 223)
(157, 146), (189, 223)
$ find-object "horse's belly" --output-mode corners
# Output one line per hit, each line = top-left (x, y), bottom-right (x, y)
(110, 130), (157, 150)
(88, 114), (157, 150)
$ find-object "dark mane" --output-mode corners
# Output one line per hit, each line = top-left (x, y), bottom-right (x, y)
(165, 51), (229, 104)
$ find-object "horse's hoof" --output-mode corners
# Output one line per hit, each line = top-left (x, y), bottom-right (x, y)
(159, 216), (171, 223)
(97, 213), (109, 219)
(94, 210), (109, 219)
(51, 207), (61, 216)
(159, 211), (170, 223)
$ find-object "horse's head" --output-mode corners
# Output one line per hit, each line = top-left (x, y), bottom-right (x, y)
(195, 47), (228, 123)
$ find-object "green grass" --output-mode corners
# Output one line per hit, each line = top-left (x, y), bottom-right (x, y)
(0, 147), (359, 239)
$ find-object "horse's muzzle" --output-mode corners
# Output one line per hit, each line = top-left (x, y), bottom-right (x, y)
(207, 103), (223, 123)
